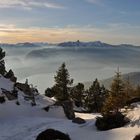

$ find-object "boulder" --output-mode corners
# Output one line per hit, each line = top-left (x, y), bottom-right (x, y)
(36, 129), (71, 140)
(127, 97), (140, 105)
(0, 60), (6, 76)
(72, 117), (86, 124)
(15, 82), (31, 95)
(1, 88), (17, 100)
(95, 112), (129, 131)
(43, 106), (50, 112)
(5, 69), (17, 82)
(10, 76), (17, 83)
(62, 100), (75, 120)
(0, 96), (6, 103)
(133, 134), (140, 140)
(16, 101), (20, 105)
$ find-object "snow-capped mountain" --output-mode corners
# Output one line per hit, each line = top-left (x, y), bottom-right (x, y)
(57, 40), (140, 48)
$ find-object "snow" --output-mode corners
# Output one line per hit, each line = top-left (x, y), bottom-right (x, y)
(127, 104), (140, 127)
(0, 101), (65, 119)
(0, 111), (140, 140)
(0, 98), (140, 140)
(0, 76), (140, 140)
(0, 75), (14, 93)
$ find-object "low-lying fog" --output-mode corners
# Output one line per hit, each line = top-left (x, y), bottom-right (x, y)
(3, 45), (140, 94)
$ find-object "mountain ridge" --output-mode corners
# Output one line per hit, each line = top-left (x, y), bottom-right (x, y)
(0, 41), (139, 48)
(57, 40), (140, 48)
(84, 71), (140, 89)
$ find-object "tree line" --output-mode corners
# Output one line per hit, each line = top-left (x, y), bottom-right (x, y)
(45, 63), (140, 115)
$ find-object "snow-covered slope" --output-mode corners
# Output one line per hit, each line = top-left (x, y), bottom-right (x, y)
(0, 75), (65, 119)
(0, 107), (140, 140)
(1, 45), (140, 140)
(0, 75), (140, 140)
(127, 103), (140, 127)
(0, 75), (14, 93)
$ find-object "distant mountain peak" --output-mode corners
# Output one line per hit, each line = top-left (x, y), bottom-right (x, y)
(57, 41), (140, 48)
(57, 40), (113, 47)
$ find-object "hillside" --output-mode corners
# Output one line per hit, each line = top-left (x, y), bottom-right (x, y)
(0, 74), (65, 117)
(0, 87), (140, 140)
(84, 72), (140, 89)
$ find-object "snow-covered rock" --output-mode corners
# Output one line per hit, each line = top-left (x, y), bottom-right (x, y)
(0, 75), (14, 93)
(0, 75), (66, 119)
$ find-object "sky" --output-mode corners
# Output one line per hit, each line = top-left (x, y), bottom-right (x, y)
(0, 0), (140, 45)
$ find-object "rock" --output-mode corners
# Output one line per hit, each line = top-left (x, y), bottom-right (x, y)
(15, 82), (31, 95)
(43, 106), (50, 112)
(36, 129), (71, 140)
(133, 134), (140, 140)
(10, 76), (17, 83)
(95, 112), (129, 131)
(62, 100), (75, 120)
(1, 88), (17, 100)
(5, 69), (17, 82)
(126, 97), (140, 105)
(31, 102), (36, 106)
(72, 117), (86, 124)
(0, 60), (6, 76)
(0, 96), (6, 103)
(16, 101), (20, 105)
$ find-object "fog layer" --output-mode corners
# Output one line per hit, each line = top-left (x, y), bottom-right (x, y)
(3, 45), (140, 94)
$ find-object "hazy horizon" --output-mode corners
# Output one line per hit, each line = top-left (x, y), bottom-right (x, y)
(0, 40), (140, 46)
(2, 44), (140, 93)
(1, 0), (140, 93)
(0, 0), (140, 45)
(0, 1), (140, 140)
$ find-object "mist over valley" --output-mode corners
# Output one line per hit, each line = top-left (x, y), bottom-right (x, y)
(2, 41), (140, 93)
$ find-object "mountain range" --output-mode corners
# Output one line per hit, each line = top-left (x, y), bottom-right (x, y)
(57, 41), (140, 48)
(0, 41), (139, 48)
(0, 42), (50, 48)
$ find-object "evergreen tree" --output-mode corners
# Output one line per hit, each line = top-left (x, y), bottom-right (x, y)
(0, 48), (6, 75)
(85, 79), (107, 112)
(102, 70), (126, 115)
(124, 77), (134, 101)
(54, 63), (73, 101)
(70, 83), (84, 107)
(0, 48), (5, 61)
(134, 85), (140, 98)
(99, 85), (109, 110)
(88, 79), (100, 112)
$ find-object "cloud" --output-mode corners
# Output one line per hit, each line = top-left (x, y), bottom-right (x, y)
(0, 0), (65, 10)
(0, 24), (16, 29)
(0, 23), (140, 45)
(86, 0), (104, 6)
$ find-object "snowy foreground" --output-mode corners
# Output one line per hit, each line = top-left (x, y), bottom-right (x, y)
(0, 76), (140, 140)
(0, 101), (140, 140)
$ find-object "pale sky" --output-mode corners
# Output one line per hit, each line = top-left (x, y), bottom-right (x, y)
(0, 0), (140, 45)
